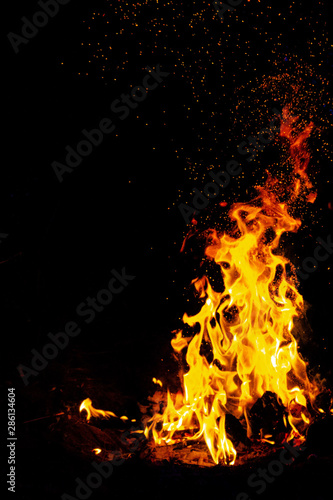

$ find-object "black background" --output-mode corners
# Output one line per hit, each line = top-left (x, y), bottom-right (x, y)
(3, 1), (333, 499)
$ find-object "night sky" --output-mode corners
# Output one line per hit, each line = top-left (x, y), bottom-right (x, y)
(3, 1), (333, 498)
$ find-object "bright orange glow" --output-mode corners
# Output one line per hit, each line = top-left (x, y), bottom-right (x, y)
(93, 448), (102, 455)
(144, 107), (321, 465)
(153, 377), (163, 387)
(79, 398), (117, 421)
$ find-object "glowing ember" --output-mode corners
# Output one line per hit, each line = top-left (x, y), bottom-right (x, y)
(144, 107), (322, 465)
(153, 377), (163, 387)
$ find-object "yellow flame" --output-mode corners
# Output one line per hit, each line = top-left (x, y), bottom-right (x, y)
(79, 398), (117, 421)
(144, 108), (321, 465)
(152, 377), (163, 387)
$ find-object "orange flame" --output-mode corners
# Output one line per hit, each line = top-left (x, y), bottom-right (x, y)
(279, 106), (316, 202)
(153, 377), (163, 387)
(145, 107), (321, 465)
(79, 398), (117, 421)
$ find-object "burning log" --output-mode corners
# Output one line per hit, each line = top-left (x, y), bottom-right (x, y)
(306, 416), (333, 457)
(58, 397), (146, 463)
(65, 107), (330, 471)
(143, 107), (325, 466)
(247, 391), (288, 443)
